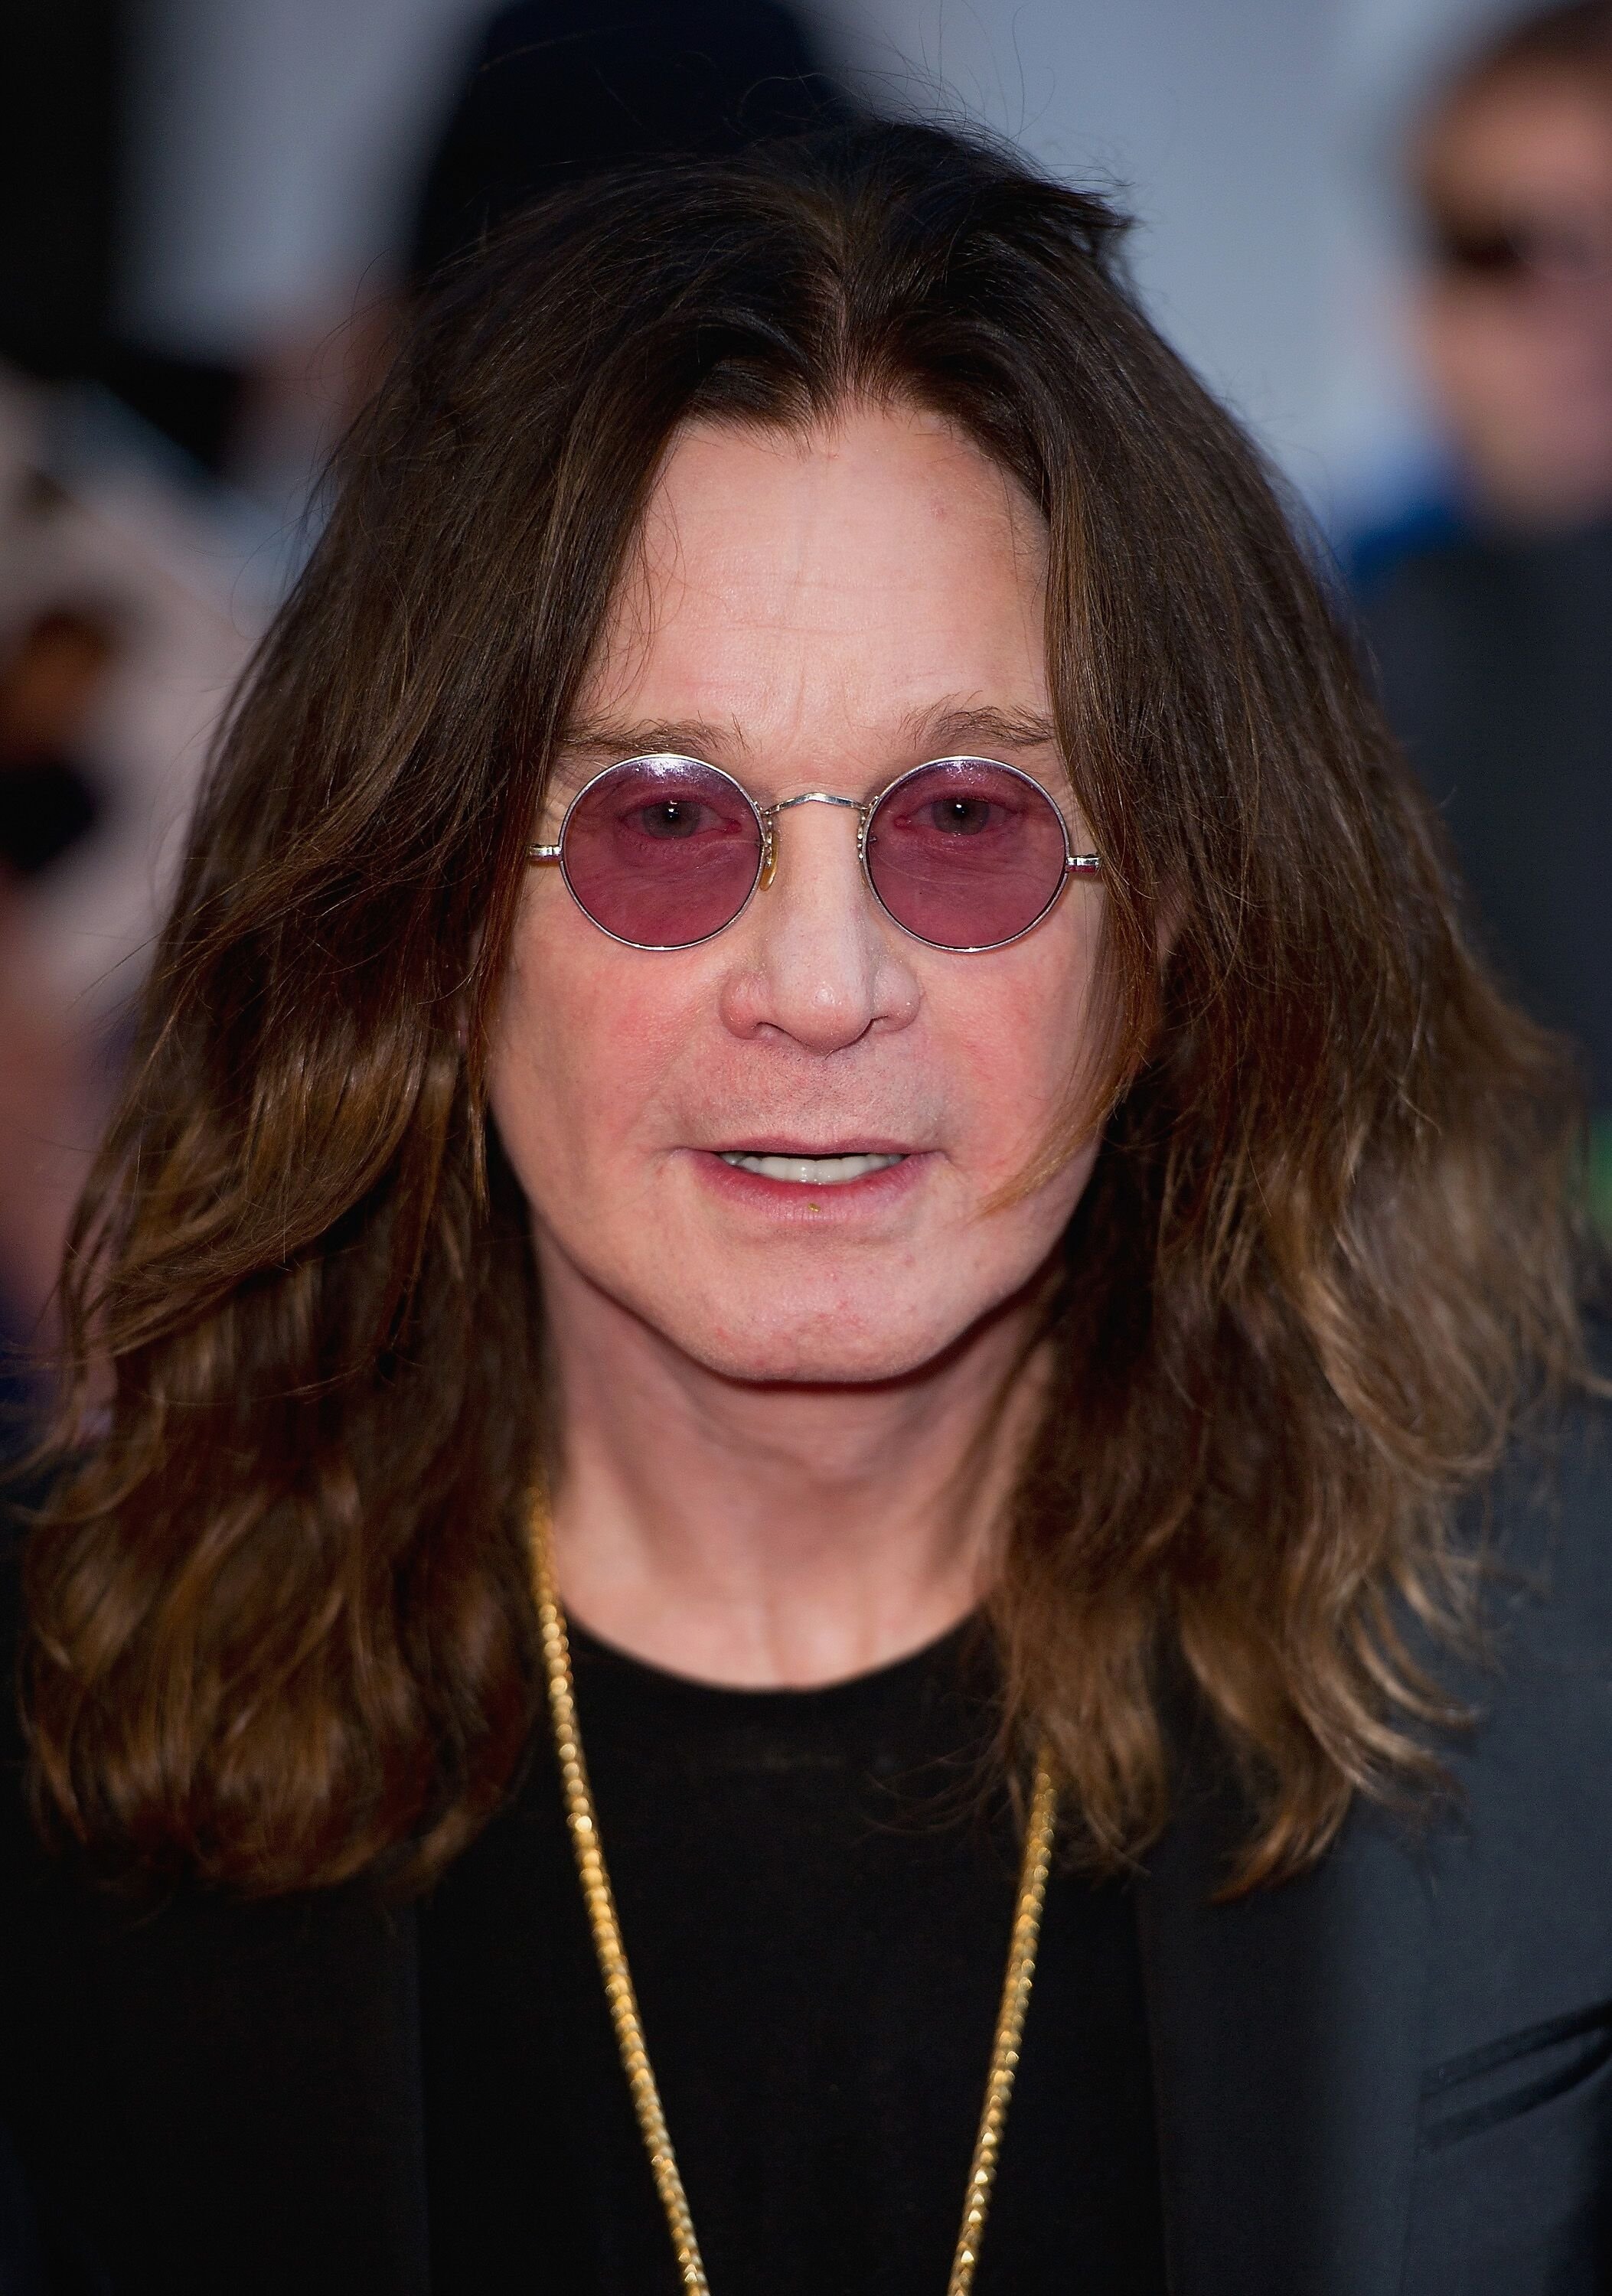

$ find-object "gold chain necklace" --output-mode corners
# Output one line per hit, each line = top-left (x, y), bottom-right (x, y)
(530, 1505), (1059, 2296)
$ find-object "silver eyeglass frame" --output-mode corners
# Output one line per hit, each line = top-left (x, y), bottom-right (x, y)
(526, 752), (1102, 954)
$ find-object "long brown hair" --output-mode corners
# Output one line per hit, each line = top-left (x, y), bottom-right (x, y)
(24, 122), (1591, 1895)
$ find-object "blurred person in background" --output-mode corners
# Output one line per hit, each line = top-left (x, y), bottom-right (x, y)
(0, 0), (275, 1494)
(1359, 0), (1612, 1224)
(0, 380), (263, 1479)
(1, 1), (250, 474)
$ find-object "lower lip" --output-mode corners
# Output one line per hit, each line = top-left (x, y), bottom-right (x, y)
(687, 1149), (932, 1218)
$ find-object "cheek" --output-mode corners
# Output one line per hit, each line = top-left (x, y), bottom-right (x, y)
(1425, 297), (1539, 413)
(923, 917), (1101, 1178)
(487, 907), (697, 1195)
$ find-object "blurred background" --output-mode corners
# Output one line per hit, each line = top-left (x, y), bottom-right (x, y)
(3, 0), (1610, 1459)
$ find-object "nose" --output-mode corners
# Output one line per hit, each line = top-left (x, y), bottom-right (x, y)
(717, 795), (922, 1052)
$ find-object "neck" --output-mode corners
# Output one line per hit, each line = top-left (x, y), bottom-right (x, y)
(539, 1265), (1049, 1689)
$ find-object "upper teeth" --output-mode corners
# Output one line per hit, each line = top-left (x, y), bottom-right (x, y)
(720, 1152), (905, 1185)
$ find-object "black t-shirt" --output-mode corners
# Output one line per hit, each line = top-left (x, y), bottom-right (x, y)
(419, 1616), (1166, 2295)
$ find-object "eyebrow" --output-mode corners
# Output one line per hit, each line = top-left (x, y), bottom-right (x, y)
(901, 705), (1061, 755)
(551, 703), (1061, 775)
(551, 718), (746, 775)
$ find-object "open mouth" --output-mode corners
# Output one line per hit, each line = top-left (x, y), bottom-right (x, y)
(716, 1151), (907, 1186)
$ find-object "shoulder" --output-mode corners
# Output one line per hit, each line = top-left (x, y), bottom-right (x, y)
(1439, 1359), (1612, 1789)
(0, 1470), (432, 2291)
(1412, 1375), (1612, 2058)
(1473, 1372), (1612, 1682)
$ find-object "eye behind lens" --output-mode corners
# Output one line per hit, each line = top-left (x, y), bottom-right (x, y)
(559, 755), (765, 947)
(864, 757), (1071, 950)
(628, 798), (737, 842)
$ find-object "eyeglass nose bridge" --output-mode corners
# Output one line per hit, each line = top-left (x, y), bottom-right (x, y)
(756, 790), (869, 890)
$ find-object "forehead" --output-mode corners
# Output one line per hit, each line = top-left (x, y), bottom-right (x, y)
(573, 405), (1051, 773)
(1424, 70), (1612, 209)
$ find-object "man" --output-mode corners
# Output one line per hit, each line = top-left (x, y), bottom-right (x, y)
(5, 125), (1609, 2294)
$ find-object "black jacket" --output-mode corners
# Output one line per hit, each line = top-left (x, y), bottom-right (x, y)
(3, 1397), (1610, 2294)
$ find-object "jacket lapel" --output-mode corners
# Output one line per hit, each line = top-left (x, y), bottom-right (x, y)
(1136, 1759), (1434, 2296)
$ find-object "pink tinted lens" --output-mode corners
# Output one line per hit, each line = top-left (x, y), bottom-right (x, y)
(560, 757), (763, 947)
(864, 759), (1071, 948)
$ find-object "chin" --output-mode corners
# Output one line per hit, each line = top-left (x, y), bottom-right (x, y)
(655, 1283), (992, 1388)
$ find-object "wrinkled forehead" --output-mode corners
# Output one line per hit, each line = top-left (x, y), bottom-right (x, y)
(563, 405), (1056, 799)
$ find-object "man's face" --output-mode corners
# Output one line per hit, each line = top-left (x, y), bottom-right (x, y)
(488, 403), (1106, 1384)
(1415, 67), (1612, 527)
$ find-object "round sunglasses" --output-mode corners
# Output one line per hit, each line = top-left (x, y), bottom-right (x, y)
(527, 753), (1101, 954)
